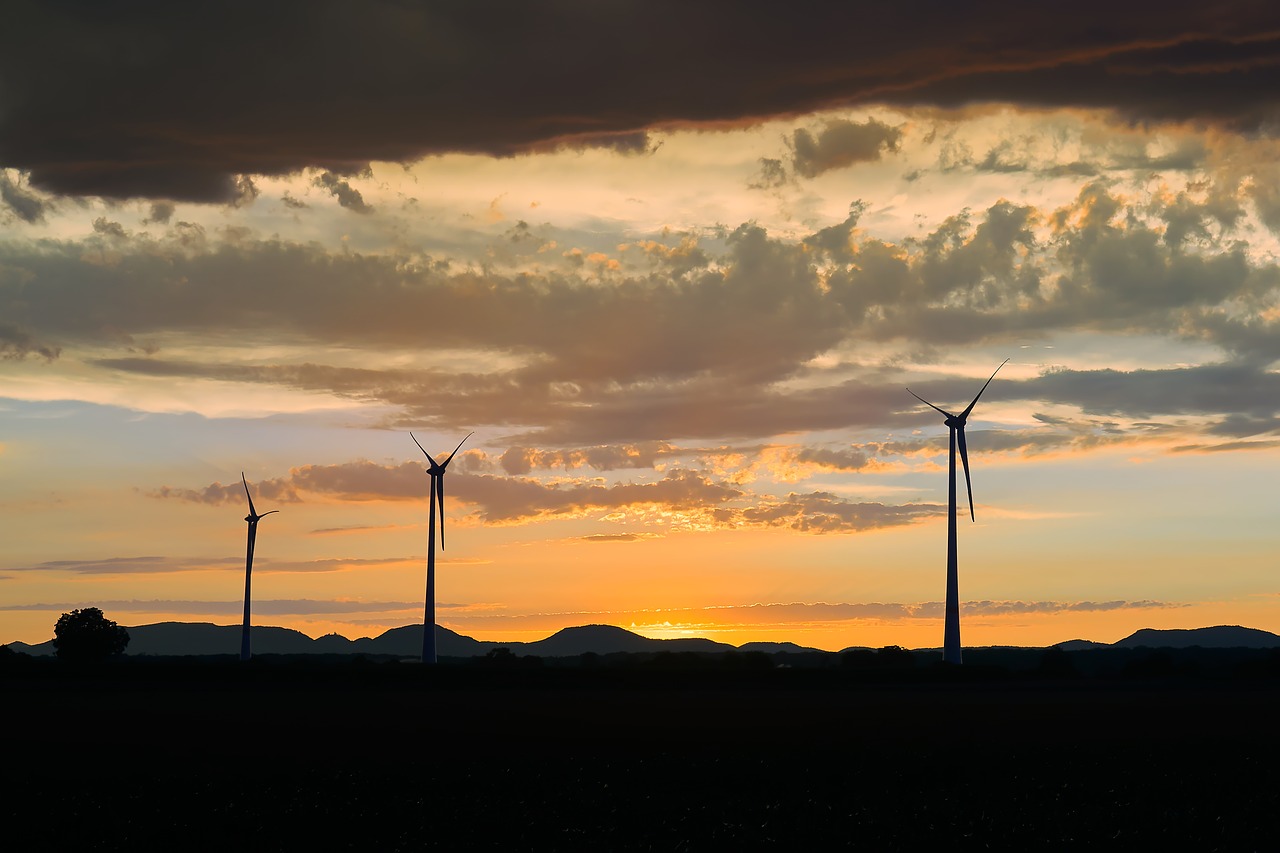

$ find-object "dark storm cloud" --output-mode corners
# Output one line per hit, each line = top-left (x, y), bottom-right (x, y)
(3, 1), (1279, 200)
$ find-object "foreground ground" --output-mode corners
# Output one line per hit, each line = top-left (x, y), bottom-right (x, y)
(3, 659), (1278, 850)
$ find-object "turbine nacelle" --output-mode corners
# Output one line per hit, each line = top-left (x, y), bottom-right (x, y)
(241, 473), (278, 524)
(906, 359), (1009, 524)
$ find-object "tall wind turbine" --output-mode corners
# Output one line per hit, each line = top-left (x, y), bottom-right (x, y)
(239, 473), (278, 661)
(410, 431), (472, 664)
(907, 359), (1008, 665)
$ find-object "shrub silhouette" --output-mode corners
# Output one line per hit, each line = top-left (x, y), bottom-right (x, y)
(53, 607), (130, 662)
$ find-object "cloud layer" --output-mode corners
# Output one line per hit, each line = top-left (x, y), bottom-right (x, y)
(4, 2), (1280, 200)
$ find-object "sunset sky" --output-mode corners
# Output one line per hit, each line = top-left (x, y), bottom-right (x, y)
(4, 1), (1280, 651)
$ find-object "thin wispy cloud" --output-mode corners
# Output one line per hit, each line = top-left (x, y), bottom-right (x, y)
(3, 556), (421, 575)
(0, 599), (420, 616)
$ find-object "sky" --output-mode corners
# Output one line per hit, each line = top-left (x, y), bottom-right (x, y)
(4, 1), (1280, 651)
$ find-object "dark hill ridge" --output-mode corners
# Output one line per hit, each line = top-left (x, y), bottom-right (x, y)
(526, 624), (736, 657)
(6, 622), (491, 659)
(1113, 625), (1280, 649)
(6, 622), (1279, 658)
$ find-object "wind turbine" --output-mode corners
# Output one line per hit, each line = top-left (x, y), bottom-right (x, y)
(906, 359), (1008, 665)
(410, 431), (472, 664)
(239, 473), (278, 661)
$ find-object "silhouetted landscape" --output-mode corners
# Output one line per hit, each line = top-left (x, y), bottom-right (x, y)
(9, 619), (1280, 659)
(4, 623), (1279, 848)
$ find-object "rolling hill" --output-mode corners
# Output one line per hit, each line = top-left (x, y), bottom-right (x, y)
(7, 622), (1279, 658)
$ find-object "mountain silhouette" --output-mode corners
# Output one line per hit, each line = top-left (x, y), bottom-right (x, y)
(5, 622), (487, 658)
(345, 624), (492, 658)
(739, 641), (825, 654)
(1054, 639), (1109, 651)
(1112, 625), (1280, 649)
(523, 624), (735, 657)
(8, 621), (1280, 658)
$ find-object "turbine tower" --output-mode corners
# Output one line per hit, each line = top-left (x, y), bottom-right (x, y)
(907, 359), (1008, 665)
(410, 431), (472, 664)
(239, 473), (278, 661)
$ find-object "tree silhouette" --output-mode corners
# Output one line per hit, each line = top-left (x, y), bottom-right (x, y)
(53, 608), (130, 662)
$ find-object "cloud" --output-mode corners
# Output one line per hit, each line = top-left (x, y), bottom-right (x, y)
(1014, 363), (1280, 423)
(143, 201), (175, 225)
(2, 555), (419, 575)
(1171, 438), (1280, 454)
(0, 322), (60, 361)
(151, 457), (953, 534)
(576, 533), (656, 543)
(462, 469), (743, 523)
(437, 599), (1187, 633)
(152, 460), (745, 524)
(4, 2), (1279, 200)
(789, 446), (874, 472)
(0, 598), (420, 616)
(313, 170), (372, 213)
(738, 493), (944, 533)
(0, 171), (49, 222)
(749, 157), (789, 190)
(9, 178), (1280, 445)
(789, 118), (902, 178)
(498, 442), (678, 474)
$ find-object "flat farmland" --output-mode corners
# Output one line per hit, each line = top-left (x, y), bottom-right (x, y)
(4, 663), (1278, 849)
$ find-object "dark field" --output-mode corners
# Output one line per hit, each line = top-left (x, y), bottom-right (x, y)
(4, 658), (1279, 850)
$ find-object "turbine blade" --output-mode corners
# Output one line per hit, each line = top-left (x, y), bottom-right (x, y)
(437, 475), (447, 551)
(959, 358), (1010, 420)
(957, 427), (975, 522)
(410, 432), (439, 468)
(442, 432), (473, 468)
(907, 389), (954, 419)
(261, 510), (279, 517)
(241, 473), (258, 518)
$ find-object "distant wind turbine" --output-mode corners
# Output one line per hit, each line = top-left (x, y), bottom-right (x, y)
(410, 431), (472, 664)
(239, 473), (278, 661)
(906, 359), (1008, 665)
